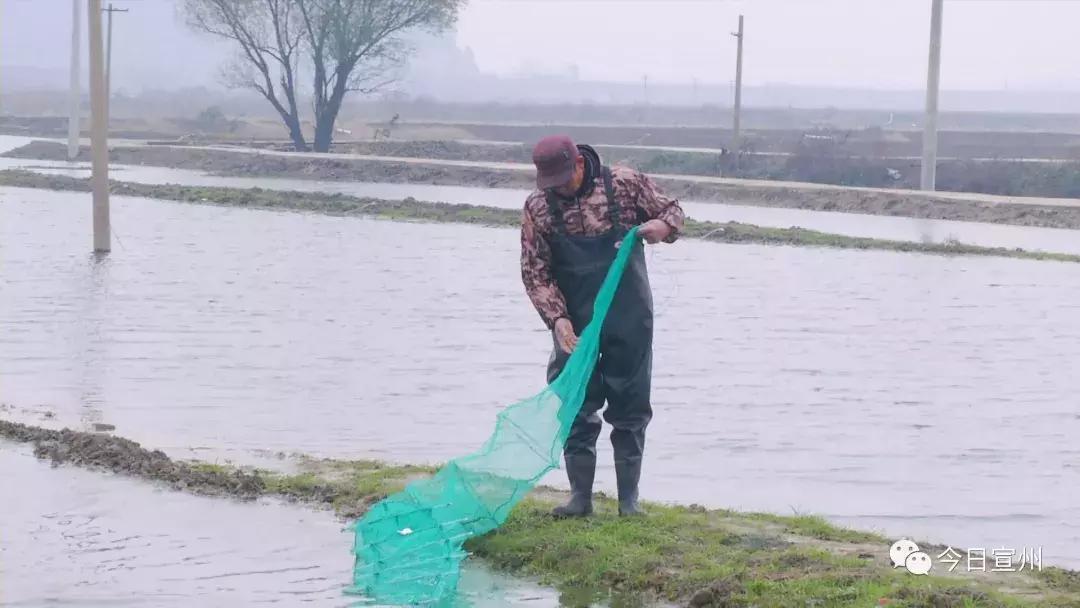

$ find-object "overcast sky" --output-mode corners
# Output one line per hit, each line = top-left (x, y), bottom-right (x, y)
(4, 0), (1080, 91)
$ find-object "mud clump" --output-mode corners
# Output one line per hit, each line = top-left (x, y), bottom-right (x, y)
(893, 587), (1005, 608)
(0, 420), (264, 499)
(0, 419), (384, 515)
(689, 579), (747, 608)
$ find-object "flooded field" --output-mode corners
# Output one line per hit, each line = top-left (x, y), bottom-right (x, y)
(6, 154), (1080, 255)
(2, 186), (1079, 571)
(0, 445), (559, 607)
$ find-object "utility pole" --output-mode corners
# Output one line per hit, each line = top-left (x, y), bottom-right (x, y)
(68, 0), (81, 161)
(731, 14), (744, 163)
(103, 3), (128, 115)
(921, 0), (944, 191)
(89, 0), (110, 253)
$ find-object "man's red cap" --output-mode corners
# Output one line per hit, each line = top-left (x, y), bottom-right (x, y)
(532, 135), (579, 189)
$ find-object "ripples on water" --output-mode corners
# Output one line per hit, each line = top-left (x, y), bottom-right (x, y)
(0, 447), (560, 607)
(0, 447), (354, 607)
(1, 185), (1079, 571)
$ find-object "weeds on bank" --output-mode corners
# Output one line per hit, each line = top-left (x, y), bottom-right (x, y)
(3, 168), (1079, 264)
(3, 418), (1078, 606)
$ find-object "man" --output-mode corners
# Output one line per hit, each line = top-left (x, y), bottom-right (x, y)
(520, 135), (684, 517)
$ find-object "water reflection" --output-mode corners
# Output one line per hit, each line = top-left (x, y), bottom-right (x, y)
(76, 253), (112, 428)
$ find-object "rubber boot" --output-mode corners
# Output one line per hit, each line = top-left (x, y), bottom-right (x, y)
(615, 459), (645, 517)
(551, 452), (595, 517)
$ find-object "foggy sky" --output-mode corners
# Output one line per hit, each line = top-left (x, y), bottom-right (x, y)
(457, 0), (1080, 90)
(4, 0), (1080, 93)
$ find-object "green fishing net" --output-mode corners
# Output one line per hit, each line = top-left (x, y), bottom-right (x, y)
(348, 226), (642, 606)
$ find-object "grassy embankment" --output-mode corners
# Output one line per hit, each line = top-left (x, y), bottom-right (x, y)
(2, 419), (1079, 607)
(3, 168), (1079, 264)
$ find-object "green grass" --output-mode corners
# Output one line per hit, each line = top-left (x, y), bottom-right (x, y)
(4, 170), (1080, 604)
(735, 511), (888, 544)
(4, 414), (1076, 607)
(3, 168), (1079, 264)
(183, 456), (437, 515)
(163, 452), (1080, 606)
(1034, 567), (1080, 594)
(462, 495), (1064, 607)
(187, 462), (231, 475)
(263, 471), (327, 495)
(250, 459), (437, 517)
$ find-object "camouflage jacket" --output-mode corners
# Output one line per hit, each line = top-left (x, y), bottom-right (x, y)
(519, 164), (685, 329)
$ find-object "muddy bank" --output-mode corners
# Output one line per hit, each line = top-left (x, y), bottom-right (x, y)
(0, 419), (265, 498)
(6, 140), (528, 188)
(9, 140), (1080, 230)
(246, 138), (1080, 202)
(4, 419), (1079, 607)
(0, 115), (200, 141)
(245, 138), (537, 162)
(251, 139), (726, 177)
(253, 139), (729, 182)
(5, 168), (1080, 264)
(0, 419), (424, 518)
(408, 120), (1080, 160)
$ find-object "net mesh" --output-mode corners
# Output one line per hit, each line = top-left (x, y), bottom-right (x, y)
(347, 227), (642, 606)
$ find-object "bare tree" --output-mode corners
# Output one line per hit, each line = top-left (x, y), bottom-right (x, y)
(185, 0), (460, 152)
(185, 0), (309, 150)
(298, 0), (457, 151)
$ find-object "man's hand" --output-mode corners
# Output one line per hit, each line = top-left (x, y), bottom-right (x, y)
(554, 317), (578, 353)
(637, 219), (672, 244)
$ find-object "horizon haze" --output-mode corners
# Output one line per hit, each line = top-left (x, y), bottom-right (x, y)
(5, 0), (1080, 113)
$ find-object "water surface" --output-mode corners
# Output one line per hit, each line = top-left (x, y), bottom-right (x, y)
(5, 155), (1080, 255)
(2, 187), (1078, 569)
(0, 445), (559, 607)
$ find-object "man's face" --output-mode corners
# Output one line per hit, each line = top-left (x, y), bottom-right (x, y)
(552, 156), (585, 197)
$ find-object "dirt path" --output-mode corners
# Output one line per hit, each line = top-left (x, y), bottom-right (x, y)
(9, 139), (1080, 230)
